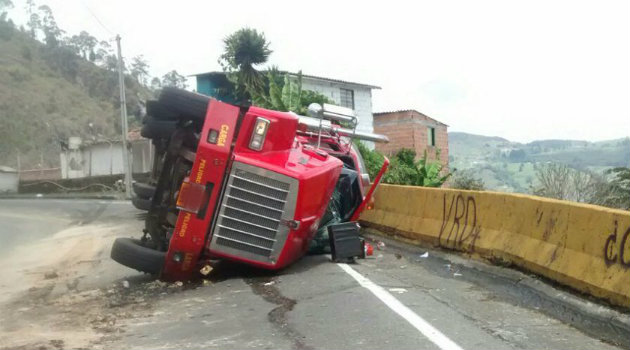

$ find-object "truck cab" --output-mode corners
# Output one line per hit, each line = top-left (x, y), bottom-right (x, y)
(111, 88), (388, 281)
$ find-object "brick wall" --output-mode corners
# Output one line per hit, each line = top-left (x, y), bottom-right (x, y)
(373, 110), (449, 169)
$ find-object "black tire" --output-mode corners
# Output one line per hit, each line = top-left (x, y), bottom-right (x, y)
(132, 196), (151, 211)
(141, 116), (177, 139)
(133, 182), (155, 199)
(146, 100), (179, 121)
(110, 238), (165, 275)
(158, 87), (211, 122)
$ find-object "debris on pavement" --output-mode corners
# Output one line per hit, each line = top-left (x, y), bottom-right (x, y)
(122, 280), (130, 289)
(419, 252), (429, 258)
(364, 242), (374, 258)
(454, 272), (463, 277)
(395, 253), (402, 259)
(388, 288), (408, 294)
(376, 241), (386, 250)
(263, 281), (275, 286)
(199, 264), (213, 276)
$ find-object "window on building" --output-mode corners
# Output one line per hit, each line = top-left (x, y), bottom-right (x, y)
(427, 127), (436, 147)
(339, 88), (355, 109)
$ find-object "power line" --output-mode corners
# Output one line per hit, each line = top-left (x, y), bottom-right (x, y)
(80, 0), (114, 37)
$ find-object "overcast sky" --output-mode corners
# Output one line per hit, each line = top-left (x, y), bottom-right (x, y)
(7, 0), (630, 142)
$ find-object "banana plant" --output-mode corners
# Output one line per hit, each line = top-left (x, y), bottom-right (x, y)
(252, 70), (303, 113)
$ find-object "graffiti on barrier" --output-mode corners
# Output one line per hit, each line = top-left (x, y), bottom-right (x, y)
(604, 220), (630, 269)
(439, 193), (481, 251)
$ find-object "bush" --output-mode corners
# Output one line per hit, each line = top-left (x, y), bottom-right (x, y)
(451, 170), (485, 191)
(7, 66), (31, 82)
(354, 141), (385, 180)
(531, 163), (630, 209)
(356, 143), (451, 187)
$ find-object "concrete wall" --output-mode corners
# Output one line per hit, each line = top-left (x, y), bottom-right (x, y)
(131, 140), (153, 174)
(88, 143), (124, 177)
(360, 184), (630, 308)
(374, 111), (449, 168)
(60, 140), (152, 179)
(0, 171), (18, 193)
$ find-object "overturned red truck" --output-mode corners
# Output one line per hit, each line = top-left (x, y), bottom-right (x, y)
(111, 88), (389, 281)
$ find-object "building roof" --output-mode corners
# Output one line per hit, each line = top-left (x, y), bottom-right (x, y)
(373, 109), (449, 127)
(191, 71), (381, 90)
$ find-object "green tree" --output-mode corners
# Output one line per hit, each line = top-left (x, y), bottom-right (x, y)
(68, 30), (97, 60)
(25, 0), (39, 38)
(103, 54), (118, 71)
(0, 0), (13, 21)
(162, 70), (187, 88)
(218, 28), (332, 113)
(150, 77), (162, 91)
(130, 55), (149, 85)
(38, 5), (63, 47)
(94, 40), (111, 65)
(219, 28), (272, 103)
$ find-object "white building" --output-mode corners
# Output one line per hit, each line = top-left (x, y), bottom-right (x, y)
(60, 137), (153, 179)
(292, 73), (381, 137)
(193, 71), (381, 145)
(0, 166), (18, 193)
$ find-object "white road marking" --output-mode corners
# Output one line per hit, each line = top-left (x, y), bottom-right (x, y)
(338, 263), (465, 350)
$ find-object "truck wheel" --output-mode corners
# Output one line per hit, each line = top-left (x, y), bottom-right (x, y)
(110, 238), (165, 275)
(132, 196), (151, 211)
(141, 117), (177, 139)
(146, 100), (179, 121)
(158, 87), (210, 122)
(133, 182), (156, 199)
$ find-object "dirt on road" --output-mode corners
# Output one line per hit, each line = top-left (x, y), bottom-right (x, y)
(0, 222), (186, 350)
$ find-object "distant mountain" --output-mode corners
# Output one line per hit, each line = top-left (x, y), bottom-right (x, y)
(449, 132), (630, 192)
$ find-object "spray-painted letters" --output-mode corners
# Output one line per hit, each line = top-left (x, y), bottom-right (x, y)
(439, 193), (481, 251)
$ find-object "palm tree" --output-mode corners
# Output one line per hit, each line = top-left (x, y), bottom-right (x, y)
(219, 28), (272, 104)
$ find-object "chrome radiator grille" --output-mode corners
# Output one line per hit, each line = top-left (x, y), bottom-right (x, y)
(211, 162), (298, 263)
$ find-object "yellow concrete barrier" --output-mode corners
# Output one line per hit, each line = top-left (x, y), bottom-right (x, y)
(360, 184), (630, 308)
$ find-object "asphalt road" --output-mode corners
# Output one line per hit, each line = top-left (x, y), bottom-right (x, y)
(0, 199), (625, 350)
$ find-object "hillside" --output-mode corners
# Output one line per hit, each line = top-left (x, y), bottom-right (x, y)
(449, 132), (630, 192)
(0, 22), (151, 170)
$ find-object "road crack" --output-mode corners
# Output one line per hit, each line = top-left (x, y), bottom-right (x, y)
(246, 277), (313, 350)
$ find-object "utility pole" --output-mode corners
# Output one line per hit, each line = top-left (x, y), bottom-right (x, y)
(116, 35), (133, 199)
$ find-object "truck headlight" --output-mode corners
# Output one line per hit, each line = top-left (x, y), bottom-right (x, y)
(249, 117), (269, 151)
